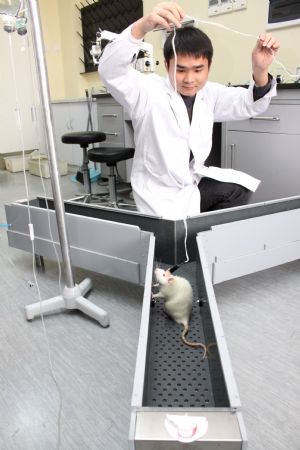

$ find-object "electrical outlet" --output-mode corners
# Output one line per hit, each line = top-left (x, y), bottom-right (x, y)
(208, 0), (247, 17)
(208, 0), (220, 17)
(232, 0), (247, 11)
(220, 0), (232, 14)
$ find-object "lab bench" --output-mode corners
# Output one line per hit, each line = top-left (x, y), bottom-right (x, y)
(51, 84), (300, 189)
(222, 84), (300, 203)
(93, 93), (135, 182)
(94, 85), (300, 204)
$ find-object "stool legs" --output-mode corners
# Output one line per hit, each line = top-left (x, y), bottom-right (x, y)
(108, 166), (117, 205)
(82, 146), (91, 195)
(70, 162), (136, 210)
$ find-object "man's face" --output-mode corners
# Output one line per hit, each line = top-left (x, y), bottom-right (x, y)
(166, 54), (210, 97)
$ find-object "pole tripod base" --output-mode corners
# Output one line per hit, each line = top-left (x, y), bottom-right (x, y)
(25, 278), (109, 327)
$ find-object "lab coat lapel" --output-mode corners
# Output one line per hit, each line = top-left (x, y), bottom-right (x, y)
(189, 90), (211, 159)
(165, 78), (190, 136)
(190, 90), (205, 137)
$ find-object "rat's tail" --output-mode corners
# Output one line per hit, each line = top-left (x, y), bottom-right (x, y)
(181, 325), (207, 359)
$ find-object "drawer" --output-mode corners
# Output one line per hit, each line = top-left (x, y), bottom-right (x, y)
(225, 131), (300, 202)
(98, 105), (124, 144)
(99, 132), (125, 147)
(225, 104), (300, 134)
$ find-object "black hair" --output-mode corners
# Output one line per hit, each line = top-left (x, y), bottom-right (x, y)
(163, 26), (213, 68)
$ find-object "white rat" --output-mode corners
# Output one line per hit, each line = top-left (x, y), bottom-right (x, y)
(153, 268), (207, 358)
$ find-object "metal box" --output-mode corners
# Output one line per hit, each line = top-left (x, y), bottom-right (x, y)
(5, 199), (154, 286)
(36, 195), (300, 265)
(129, 244), (247, 449)
(5, 196), (300, 449)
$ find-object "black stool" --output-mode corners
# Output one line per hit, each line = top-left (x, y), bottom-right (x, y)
(88, 147), (135, 208)
(61, 131), (106, 202)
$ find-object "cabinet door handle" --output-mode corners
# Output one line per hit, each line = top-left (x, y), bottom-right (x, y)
(102, 114), (117, 118)
(250, 116), (280, 121)
(103, 132), (119, 136)
(230, 143), (236, 168)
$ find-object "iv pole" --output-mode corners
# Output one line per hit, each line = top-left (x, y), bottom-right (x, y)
(23, 0), (109, 327)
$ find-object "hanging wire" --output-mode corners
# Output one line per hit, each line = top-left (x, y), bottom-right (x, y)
(6, 23), (63, 449)
(166, 12), (298, 265)
(185, 14), (299, 80)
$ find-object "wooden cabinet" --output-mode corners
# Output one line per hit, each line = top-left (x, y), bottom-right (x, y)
(222, 89), (300, 203)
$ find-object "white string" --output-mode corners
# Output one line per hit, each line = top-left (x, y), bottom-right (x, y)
(169, 14), (299, 264)
(171, 24), (177, 92)
(183, 218), (189, 263)
(26, 31), (63, 294)
(185, 15), (258, 40)
(28, 37), (64, 450)
(7, 32), (63, 450)
(171, 25), (190, 263)
(185, 14), (300, 80)
(273, 56), (299, 80)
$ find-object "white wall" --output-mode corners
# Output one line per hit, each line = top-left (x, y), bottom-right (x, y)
(144, 0), (300, 85)
(39, 0), (66, 99)
(38, 0), (300, 99)
(39, 0), (102, 100)
(0, 24), (46, 155)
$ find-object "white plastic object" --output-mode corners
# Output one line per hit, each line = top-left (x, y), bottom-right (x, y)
(0, 0), (20, 16)
(164, 414), (208, 443)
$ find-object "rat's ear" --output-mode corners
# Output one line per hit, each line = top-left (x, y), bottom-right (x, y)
(167, 276), (175, 284)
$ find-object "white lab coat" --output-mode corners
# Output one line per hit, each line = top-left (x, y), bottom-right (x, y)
(98, 26), (277, 220)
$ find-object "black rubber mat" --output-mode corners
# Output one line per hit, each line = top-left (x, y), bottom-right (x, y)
(143, 262), (217, 408)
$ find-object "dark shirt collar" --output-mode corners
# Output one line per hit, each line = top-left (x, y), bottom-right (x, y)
(181, 94), (196, 108)
(181, 94), (196, 123)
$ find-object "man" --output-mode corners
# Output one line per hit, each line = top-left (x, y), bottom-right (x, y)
(98, 2), (280, 219)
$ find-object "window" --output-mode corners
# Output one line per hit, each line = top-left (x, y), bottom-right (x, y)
(81, 0), (143, 73)
(267, 0), (300, 29)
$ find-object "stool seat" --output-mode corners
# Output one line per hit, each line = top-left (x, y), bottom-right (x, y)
(88, 147), (135, 166)
(62, 131), (106, 146)
(87, 146), (135, 208)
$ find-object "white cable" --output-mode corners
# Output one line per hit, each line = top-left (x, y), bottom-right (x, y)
(186, 15), (258, 40)
(168, 13), (299, 264)
(25, 25), (63, 293)
(183, 218), (189, 263)
(8, 32), (63, 450)
(185, 14), (299, 80)
(273, 56), (299, 80)
(171, 25), (177, 92)
(171, 25), (190, 263)
(37, 153), (62, 293)
(28, 223), (34, 240)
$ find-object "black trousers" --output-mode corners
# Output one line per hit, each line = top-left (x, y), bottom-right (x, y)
(198, 177), (252, 213)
